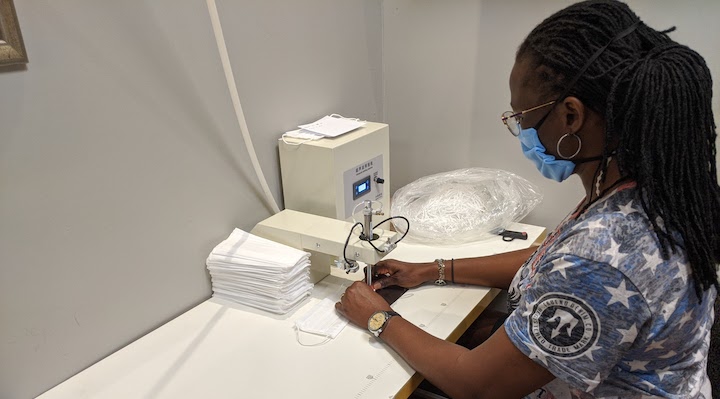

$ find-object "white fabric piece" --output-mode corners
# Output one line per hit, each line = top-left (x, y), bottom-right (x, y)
(297, 115), (365, 138)
(294, 298), (349, 339)
(206, 228), (313, 314)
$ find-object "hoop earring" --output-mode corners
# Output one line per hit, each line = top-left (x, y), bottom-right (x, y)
(556, 133), (582, 159)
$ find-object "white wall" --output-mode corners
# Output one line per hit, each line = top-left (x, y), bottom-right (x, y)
(0, 1), (381, 398)
(383, 0), (720, 229)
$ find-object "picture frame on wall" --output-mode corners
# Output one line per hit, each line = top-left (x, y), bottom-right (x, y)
(0, 0), (27, 66)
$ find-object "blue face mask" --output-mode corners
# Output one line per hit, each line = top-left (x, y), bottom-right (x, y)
(518, 127), (575, 182)
(512, 21), (641, 183)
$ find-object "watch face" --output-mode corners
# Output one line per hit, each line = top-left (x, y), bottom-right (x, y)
(368, 311), (387, 331)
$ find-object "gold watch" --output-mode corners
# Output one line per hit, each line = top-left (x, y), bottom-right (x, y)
(367, 310), (401, 337)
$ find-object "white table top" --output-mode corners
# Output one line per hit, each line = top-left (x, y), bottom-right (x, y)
(38, 223), (545, 399)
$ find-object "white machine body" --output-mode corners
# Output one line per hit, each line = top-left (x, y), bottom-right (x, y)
(251, 209), (399, 283)
(279, 122), (390, 221)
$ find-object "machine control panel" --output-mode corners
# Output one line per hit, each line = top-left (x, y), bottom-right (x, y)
(343, 154), (384, 219)
(353, 176), (372, 200)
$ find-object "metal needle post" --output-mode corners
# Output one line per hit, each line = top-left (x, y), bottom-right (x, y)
(362, 200), (373, 287)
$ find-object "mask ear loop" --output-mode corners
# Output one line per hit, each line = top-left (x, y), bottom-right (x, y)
(533, 21), (642, 134)
(294, 326), (333, 347)
(564, 21), (641, 214)
(281, 133), (313, 146)
(293, 282), (349, 346)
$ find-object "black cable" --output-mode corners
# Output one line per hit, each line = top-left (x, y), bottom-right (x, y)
(344, 216), (411, 260)
(343, 222), (364, 267)
(367, 239), (386, 253)
(372, 216), (410, 244)
(349, 215), (412, 255)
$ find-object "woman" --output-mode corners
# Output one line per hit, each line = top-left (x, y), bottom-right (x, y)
(335, 1), (719, 398)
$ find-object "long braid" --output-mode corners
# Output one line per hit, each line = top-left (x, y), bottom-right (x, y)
(518, 0), (720, 298)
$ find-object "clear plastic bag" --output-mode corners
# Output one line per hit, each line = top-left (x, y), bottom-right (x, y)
(390, 168), (543, 245)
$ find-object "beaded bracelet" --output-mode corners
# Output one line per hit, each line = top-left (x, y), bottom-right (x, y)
(434, 259), (447, 286)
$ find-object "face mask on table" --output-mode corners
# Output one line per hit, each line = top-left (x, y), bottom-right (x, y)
(294, 298), (348, 346)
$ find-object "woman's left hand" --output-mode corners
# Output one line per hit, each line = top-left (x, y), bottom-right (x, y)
(335, 281), (392, 328)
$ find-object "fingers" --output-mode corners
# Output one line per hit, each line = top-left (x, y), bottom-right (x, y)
(349, 280), (369, 291)
(346, 281), (383, 299)
(335, 281), (394, 328)
(373, 264), (392, 276)
(371, 263), (392, 276)
(372, 274), (399, 290)
(335, 289), (349, 317)
(372, 277), (387, 290)
(334, 299), (345, 316)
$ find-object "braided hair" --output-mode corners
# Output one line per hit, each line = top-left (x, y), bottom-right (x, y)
(517, 0), (720, 298)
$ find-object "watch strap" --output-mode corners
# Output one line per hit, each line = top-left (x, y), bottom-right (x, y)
(371, 310), (401, 337)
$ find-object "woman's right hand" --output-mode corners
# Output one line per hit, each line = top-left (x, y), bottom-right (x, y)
(369, 259), (434, 290)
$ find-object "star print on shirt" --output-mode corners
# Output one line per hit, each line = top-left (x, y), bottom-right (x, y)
(678, 311), (694, 328)
(674, 264), (689, 284)
(657, 367), (672, 381)
(527, 343), (550, 366)
(606, 237), (621, 257)
(639, 379), (656, 391)
(617, 200), (637, 215)
(585, 218), (604, 231)
(605, 280), (639, 308)
(691, 351), (705, 364)
(627, 359), (650, 371)
(582, 373), (602, 390)
(504, 185), (717, 399)
(595, 201), (611, 213)
(550, 258), (572, 279)
(583, 344), (603, 361)
(643, 251), (663, 274)
(617, 324), (638, 345)
(644, 337), (667, 352)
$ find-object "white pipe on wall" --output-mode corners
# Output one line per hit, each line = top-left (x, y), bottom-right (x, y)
(206, 0), (281, 214)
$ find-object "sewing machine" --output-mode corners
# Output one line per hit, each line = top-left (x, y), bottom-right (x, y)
(254, 121), (397, 283)
(251, 205), (401, 283)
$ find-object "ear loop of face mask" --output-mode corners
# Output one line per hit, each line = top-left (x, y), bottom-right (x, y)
(533, 20), (641, 134)
(294, 323), (333, 347)
(294, 283), (348, 347)
(532, 20), (641, 208)
(586, 21), (642, 208)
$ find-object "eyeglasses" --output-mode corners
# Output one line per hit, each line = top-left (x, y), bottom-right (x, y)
(501, 100), (555, 136)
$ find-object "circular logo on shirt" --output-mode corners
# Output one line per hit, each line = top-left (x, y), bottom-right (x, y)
(529, 293), (600, 358)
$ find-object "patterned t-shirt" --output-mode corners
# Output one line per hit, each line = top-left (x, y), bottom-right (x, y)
(505, 183), (717, 398)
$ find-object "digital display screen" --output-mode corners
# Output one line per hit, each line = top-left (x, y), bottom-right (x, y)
(353, 176), (371, 200)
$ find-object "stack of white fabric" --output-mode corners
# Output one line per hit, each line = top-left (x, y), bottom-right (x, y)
(206, 228), (313, 314)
